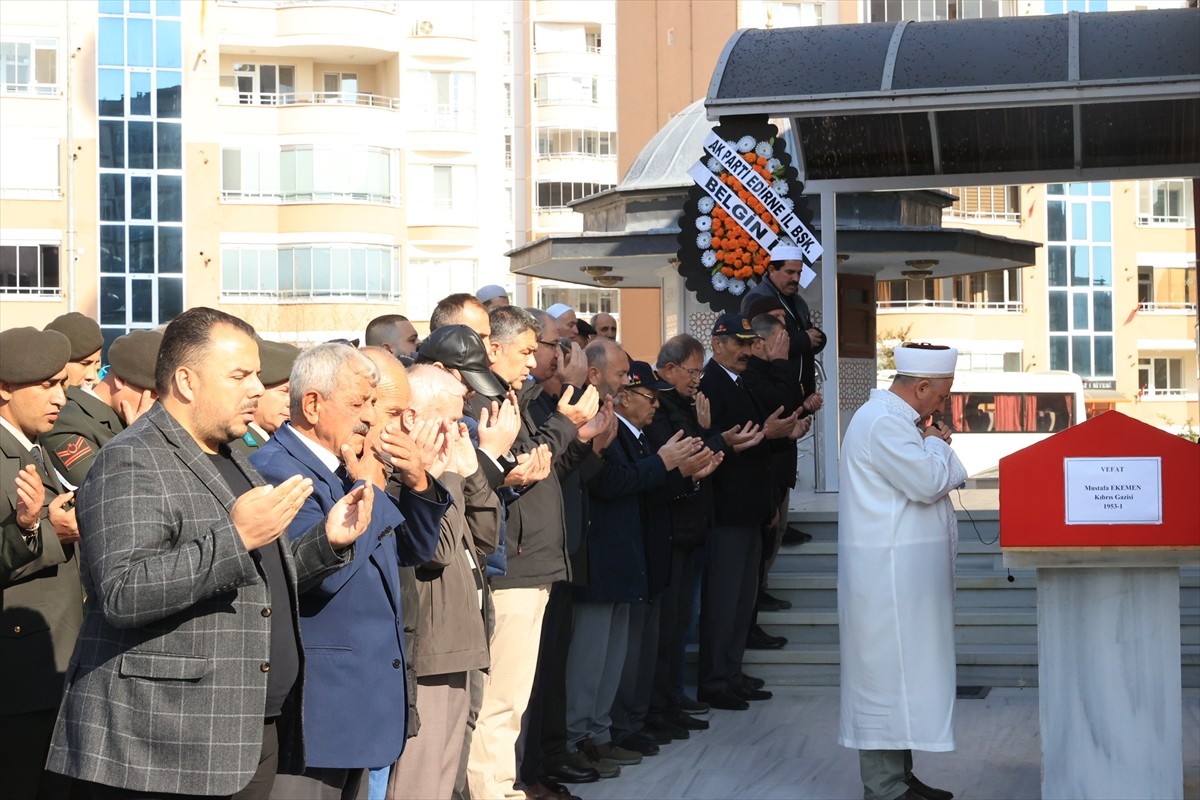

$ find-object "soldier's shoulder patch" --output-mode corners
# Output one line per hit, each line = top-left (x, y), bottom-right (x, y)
(55, 436), (94, 468)
(242, 431), (259, 447)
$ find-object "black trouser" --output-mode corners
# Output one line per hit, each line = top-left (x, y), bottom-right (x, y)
(698, 525), (762, 694)
(650, 544), (700, 714)
(2, 708), (80, 800)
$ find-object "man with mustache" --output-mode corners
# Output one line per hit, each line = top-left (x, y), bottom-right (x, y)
(696, 313), (779, 711)
(250, 343), (447, 799)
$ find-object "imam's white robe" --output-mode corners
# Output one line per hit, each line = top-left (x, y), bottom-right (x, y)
(837, 388), (968, 752)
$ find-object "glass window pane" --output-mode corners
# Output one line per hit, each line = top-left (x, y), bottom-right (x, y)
(1093, 291), (1112, 332)
(129, 0), (151, 12)
(1048, 246), (1067, 287)
(1070, 245), (1089, 286)
(1070, 202), (1088, 240)
(222, 248), (238, 292)
(278, 249), (293, 294)
(131, 279), (153, 323)
(100, 174), (125, 221)
(159, 277), (183, 321)
(1047, 200), (1065, 241)
(100, 225), (126, 272)
(157, 0), (181, 15)
(1094, 335), (1113, 377)
(1049, 291), (1068, 332)
(1071, 335), (1092, 376)
(260, 249), (277, 292)
(294, 248), (311, 293)
(128, 121), (154, 169)
(332, 248), (350, 291)
(100, 276), (126, 324)
(156, 70), (181, 118)
(1069, 183), (1088, 197)
(99, 0), (124, 13)
(129, 226), (155, 273)
(158, 175), (182, 222)
(156, 122), (181, 169)
(99, 120), (125, 168)
(156, 21), (181, 68)
(127, 19), (152, 67)
(240, 250), (258, 292)
(40, 246), (59, 289)
(158, 227), (181, 273)
(1092, 201), (1111, 242)
(98, 69), (125, 116)
(130, 71), (151, 116)
(1072, 293), (1088, 330)
(1049, 336), (1068, 371)
(130, 176), (152, 220)
(313, 248), (331, 293)
(98, 18), (124, 67)
(1092, 246), (1111, 288)
(351, 250), (367, 291)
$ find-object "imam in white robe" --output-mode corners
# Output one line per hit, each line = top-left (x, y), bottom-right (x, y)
(837, 388), (968, 752)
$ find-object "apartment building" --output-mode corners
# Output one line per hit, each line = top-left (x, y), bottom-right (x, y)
(609, 0), (1197, 433)
(0, 0), (620, 343)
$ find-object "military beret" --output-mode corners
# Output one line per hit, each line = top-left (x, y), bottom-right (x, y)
(108, 330), (163, 390)
(44, 312), (103, 360)
(258, 339), (301, 386)
(0, 327), (71, 384)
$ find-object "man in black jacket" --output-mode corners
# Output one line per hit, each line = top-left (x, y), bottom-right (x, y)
(740, 245), (826, 398)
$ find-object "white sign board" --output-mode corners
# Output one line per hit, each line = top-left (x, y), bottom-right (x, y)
(687, 161), (781, 254)
(1064, 457), (1163, 525)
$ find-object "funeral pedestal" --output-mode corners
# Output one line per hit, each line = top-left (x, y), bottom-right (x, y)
(1000, 412), (1199, 800)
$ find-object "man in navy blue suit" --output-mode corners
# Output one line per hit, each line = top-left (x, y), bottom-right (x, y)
(251, 343), (449, 799)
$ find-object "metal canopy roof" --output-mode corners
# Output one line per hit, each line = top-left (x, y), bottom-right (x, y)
(707, 9), (1200, 191)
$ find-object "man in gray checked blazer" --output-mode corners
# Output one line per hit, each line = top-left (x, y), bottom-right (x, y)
(46, 308), (375, 799)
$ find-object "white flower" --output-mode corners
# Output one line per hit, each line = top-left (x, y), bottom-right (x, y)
(697, 196), (715, 214)
(737, 135), (756, 153)
(781, 197), (794, 211)
(701, 250), (717, 268)
(766, 158), (782, 173)
(772, 179), (789, 195)
(695, 215), (712, 232)
(728, 278), (746, 295)
(755, 141), (773, 159)
(725, 139), (739, 153)
(712, 272), (729, 290)
(696, 232), (712, 249)
(707, 157), (723, 174)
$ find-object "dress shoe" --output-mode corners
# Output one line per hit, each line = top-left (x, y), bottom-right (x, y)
(782, 525), (813, 546)
(697, 688), (750, 711)
(757, 590), (792, 611)
(542, 759), (600, 784)
(617, 731), (661, 756)
(731, 683), (773, 701)
(645, 717), (689, 740)
(905, 775), (954, 800)
(540, 779), (582, 799)
(666, 709), (709, 730)
(738, 673), (766, 690)
(594, 742), (642, 766)
(746, 624), (787, 650)
(677, 697), (710, 714)
(523, 781), (580, 800)
(567, 741), (620, 779)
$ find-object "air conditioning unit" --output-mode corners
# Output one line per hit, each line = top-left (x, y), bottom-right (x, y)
(415, 19), (434, 36)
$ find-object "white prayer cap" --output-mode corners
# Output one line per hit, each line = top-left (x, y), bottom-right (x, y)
(894, 343), (958, 378)
(545, 303), (574, 319)
(475, 284), (507, 303)
(770, 245), (806, 262)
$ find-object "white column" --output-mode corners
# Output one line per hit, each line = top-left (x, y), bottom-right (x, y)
(818, 191), (839, 492)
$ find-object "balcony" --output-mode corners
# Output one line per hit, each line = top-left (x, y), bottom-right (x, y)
(219, 1), (401, 60)
(222, 90), (398, 109)
(877, 299), (1024, 313)
(217, 90), (400, 140)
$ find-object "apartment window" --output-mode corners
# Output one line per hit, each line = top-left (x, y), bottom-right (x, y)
(221, 243), (399, 301)
(406, 258), (477, 317)
(0, 244), (60, 296)
(769, 1), (824, 27)
(230, 63), (296, 105)
(1137, 264), (1197, 312)
(1137, 179), (1194, 226)
(504, 135), (512, 169)
(1047, 182), (1114, 378)
(1138, 357), (1184, 398)
(322, 72), (358, 103)
(503, 30), (512, 65)
(409, 164), (477, 222)
(585, 27), (603, 53)
(503, 82), (512, 118)
(409, 70), (475, 131)
(867, 0), (1016, 21)
(947, 185), (1020, 222)
(221, 145), (398, 205)
(877, 268), (1021, 311)
(1, 38), (57, 95)
(536, 128), (617, 159)
(534, 74), (600, 106)
(536, 285), (617, 315)
(535, 181), (614, 210)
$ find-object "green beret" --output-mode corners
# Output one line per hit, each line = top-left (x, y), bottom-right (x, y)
(108, 330), (163, 391)
(0, 328), (71, 384)
(44, 312), (103, 360)
(258, 339), (301, 386)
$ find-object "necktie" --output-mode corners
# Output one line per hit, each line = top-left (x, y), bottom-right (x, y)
(335, 464), (356, 493)
(29, 445), (45, 472)
(636, 434), (650, 458)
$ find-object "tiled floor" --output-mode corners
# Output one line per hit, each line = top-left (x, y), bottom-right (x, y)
(573, 686), (1200, 800)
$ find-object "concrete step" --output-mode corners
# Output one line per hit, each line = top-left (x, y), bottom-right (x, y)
(762, 571), (1041, 609)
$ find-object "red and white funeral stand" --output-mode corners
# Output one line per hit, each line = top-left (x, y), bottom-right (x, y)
(1000, 411), (1199, 800)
